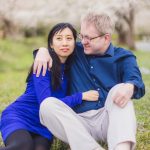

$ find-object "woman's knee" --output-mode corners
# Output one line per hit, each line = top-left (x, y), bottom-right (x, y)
(34, 136), (52, 150)
(5, 130), (34, 150)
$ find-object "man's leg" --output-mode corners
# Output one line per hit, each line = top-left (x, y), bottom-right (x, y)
(40, 97), (104, 150)
(105, 84), (136, 150)
(115, 142), (131, 150)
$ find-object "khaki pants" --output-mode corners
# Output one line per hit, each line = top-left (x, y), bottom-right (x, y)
(40, 84), (136, 150)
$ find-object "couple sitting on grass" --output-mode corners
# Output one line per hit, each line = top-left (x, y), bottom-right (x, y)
(0, 11), (145, 150)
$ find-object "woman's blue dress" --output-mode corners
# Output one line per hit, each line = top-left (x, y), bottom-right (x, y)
(0, 66), (82, 142)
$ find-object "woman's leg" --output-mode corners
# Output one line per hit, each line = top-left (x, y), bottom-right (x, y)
(32, 133), (52, 150)
(0, 129), (34, 150)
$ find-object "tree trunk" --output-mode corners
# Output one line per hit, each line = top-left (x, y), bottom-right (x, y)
(115, 4), (136, 50)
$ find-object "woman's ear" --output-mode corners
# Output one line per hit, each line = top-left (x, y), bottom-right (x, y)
(50, 44), (53, 49)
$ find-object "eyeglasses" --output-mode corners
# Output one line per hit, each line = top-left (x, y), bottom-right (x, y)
(78, 33), (107, 42)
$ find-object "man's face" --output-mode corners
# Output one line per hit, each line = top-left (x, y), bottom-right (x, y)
(80, 22), (106, 55)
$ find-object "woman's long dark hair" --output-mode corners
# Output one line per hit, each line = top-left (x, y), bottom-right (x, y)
(26, 23), (77, 90)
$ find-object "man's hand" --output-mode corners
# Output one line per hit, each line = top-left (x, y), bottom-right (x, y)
(33, 47), (52, 77)
(82, 90), (99, 101)
(112, 83), (134, 108)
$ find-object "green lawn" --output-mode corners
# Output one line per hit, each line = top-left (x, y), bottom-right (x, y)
(0, 38), (150, 149)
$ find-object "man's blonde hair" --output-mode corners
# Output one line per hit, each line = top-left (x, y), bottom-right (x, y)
(81, 11), (114, 35)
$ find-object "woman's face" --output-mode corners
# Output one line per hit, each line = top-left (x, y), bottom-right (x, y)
(51, 27), (75, 63)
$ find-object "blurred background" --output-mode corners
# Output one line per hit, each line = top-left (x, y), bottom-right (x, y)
(0, 0), (150, 149)
(0, 0), (150, 49)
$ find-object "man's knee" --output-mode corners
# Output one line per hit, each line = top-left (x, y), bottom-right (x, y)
(109, 83), (124, 94)
(40, 98), (61, 125)
(40, 97), (62, 116)
(105, 83), (132, 109)
(40, 97), (59, 110)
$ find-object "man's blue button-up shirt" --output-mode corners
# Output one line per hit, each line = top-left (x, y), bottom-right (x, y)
(69, 42), (145, 113)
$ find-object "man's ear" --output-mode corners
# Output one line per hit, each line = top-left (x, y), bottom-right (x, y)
(105, 34), (111, 43)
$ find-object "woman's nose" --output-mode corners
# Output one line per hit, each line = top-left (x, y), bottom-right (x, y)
(62, 39), (68, 45)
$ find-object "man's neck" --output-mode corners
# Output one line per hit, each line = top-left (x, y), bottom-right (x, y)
(98, 43), (111, 55)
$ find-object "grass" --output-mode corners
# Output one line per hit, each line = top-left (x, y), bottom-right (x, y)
(0, 37), (150, 149)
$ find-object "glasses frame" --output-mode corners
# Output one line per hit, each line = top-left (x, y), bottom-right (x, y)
(78, 33), (107, 42)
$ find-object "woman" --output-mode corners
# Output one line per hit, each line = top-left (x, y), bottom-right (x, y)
(0, 23), (99, 150)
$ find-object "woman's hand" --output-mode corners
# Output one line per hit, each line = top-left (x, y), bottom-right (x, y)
(82, 90), (99, 101)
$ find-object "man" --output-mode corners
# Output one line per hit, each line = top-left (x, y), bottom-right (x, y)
(34, 11), (145, 150)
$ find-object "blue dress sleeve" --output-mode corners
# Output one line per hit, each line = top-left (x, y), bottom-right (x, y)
(33, 69), (52, 104)
(33, 69), (82, 107)
(60, 93), (82, 108)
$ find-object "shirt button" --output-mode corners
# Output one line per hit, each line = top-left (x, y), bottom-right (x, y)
(90, 66), (93, 69)
(97, 88), (100, 91)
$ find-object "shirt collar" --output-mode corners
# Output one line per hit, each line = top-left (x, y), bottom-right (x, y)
(86, 43), (115, 58)
(103, 43), (114, 57)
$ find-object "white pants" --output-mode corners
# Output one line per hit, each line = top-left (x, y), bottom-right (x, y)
(40, 84), (136, 150)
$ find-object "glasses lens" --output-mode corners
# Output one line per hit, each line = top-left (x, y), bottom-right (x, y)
(78, 34), (90, 42)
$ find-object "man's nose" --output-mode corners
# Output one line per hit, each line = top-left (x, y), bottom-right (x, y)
(81, 38), (88, 45)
